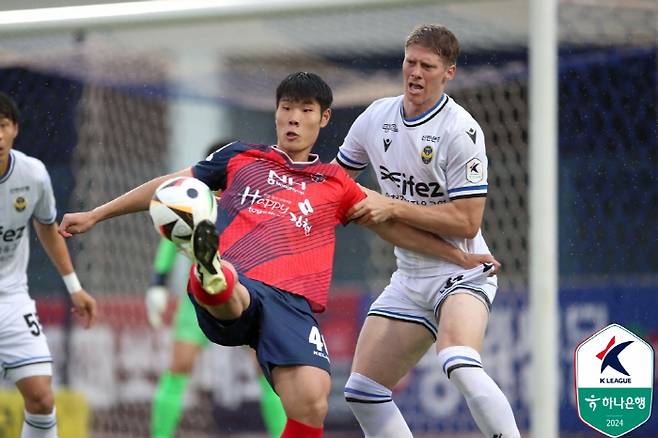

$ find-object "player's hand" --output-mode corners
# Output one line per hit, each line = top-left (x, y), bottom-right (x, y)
(145, 286), (169, 328)
(70, 289), (98, 329)
(458, 253), (501, 275)
(59, 211), (98, 237)
(348, 187), (396, 225)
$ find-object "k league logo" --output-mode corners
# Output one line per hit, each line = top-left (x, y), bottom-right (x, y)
(597, 336), (633, 379)
(574, 323), (654, 437)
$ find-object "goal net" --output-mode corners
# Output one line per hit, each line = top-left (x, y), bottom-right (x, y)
(0, 0), (656, 436)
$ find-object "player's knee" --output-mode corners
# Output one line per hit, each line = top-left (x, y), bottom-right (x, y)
(437, 346), (483, 392)
(23, 389), (55, 415)
(344, 372), (392, 405)
(306, 395), (329, 422)
(285, 391), (328, 424)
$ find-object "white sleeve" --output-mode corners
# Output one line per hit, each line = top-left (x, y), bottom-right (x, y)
(33, 161), (58, 224)
(336, 108), (371, 171)
(445, 121), (488, 200)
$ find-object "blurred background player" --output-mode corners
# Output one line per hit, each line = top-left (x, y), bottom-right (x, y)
(146, 142), (286, 438)
(0, 91), (97, 438)
(336, 25), (519, 437)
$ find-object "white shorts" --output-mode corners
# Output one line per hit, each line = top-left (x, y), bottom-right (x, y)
(0, 297), (53, 383)
(368, 264), (498, 340)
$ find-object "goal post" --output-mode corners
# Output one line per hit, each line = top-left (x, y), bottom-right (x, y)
(529, 0), (559, 437)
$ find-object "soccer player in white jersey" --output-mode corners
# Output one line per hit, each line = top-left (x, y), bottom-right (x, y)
(335, 25), (521, 437)
(0, 91), (97, 438)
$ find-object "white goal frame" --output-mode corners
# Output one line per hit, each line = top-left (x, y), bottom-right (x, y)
(529, 1), (559, 437)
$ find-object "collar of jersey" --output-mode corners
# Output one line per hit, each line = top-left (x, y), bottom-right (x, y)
(400, 93), (448, 127)
(271, 145), (319, 168)
(0, 150), (15, 184)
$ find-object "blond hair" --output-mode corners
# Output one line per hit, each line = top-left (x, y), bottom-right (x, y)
(405, 24), (460, 66)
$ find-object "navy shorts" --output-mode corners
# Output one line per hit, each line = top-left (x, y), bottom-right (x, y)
(189, 273), (331, 386)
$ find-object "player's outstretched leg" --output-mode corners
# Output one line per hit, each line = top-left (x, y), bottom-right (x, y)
(191, 219), (227, 294)
(188, 220), (250, 321)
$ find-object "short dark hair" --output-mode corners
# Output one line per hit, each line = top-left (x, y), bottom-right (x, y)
(405, 24), (460, 66)
(0, 91), (20, 124)
(276, 72), (333, 113)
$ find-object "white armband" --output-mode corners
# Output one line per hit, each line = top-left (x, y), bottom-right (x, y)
(62, 272), (82, 294)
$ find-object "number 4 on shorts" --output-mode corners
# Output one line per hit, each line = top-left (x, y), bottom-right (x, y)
(308, 326), (327, 353)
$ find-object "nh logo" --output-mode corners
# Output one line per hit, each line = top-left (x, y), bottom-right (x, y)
(268, 169), (306, 191)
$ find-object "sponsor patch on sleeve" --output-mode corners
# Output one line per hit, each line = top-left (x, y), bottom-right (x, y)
(466, 158), (483, 183)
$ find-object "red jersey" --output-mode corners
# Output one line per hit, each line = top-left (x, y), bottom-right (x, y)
(192, 142), (365, 312)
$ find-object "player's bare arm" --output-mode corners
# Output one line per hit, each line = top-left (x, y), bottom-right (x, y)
(366, 220), (499, 271)
(59, 167), (193, 237)
(32, 219), (98, 328)
(349, 187), (485, 239)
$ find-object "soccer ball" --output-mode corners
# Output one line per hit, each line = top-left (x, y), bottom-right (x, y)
(149, 176), (217, 253)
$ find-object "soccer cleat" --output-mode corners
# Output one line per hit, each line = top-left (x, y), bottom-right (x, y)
(191, 219), (226, 294)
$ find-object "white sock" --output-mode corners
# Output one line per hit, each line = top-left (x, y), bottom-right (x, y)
(22, 409), (58, 438)
(344, 372), (412, 438)
(438, 346), (520, 438)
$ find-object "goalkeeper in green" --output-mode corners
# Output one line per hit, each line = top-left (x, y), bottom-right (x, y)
(147, 226), (286, 438)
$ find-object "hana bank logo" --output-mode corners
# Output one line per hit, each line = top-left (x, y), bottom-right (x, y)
(575, 324), (654, 437)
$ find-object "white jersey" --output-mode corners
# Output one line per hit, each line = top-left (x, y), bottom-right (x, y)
(0, 150), (57, 300)
(337, 94), (491, 277)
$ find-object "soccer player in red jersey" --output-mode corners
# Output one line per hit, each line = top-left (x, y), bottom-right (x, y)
(59, 72), (498, 437)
